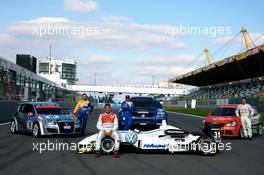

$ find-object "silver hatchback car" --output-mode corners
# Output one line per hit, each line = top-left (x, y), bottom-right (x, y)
(10, 102), (80, 137)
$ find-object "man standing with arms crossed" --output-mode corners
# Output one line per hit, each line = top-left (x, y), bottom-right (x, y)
(72, 93), (94, 136)
(236, 97), (253, 139)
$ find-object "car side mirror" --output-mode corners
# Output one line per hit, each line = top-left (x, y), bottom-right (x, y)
(27, 112), (34, 116)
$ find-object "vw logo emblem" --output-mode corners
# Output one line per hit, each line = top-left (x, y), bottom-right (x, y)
(125, 132), (138, 144)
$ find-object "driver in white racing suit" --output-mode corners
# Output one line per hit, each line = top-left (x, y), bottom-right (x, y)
(95, 103), (120, 158)
(235, 97), (254, 139)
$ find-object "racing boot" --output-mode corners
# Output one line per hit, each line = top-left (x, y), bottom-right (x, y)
(112, 151), (120, 158)
(95, 151), (102, 158)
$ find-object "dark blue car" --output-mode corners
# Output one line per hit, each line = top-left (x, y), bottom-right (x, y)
(119, 96), (168, 129)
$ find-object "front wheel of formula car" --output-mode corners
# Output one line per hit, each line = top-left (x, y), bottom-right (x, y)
(196, 136), (216, 156)
(101, 137), (115, 154)
(32, 123), (41, 138)
(10, 120), (17, 134)
(257, 124), (263, 136)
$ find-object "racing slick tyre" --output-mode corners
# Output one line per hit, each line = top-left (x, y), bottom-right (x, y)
(196, 136), (216, 156)
(10, 120), (17, 134)
(257, 125), (263, 136)
(239, 127), (245, 138)
(101, 137), (115, 154)
(32, 123), (41, 138)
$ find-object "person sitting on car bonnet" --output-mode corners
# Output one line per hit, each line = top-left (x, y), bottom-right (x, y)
(95, 103), (120, 158)
(235, 97), (253, 139)
(119, 95), (133, 130)
(72, 93), (94, 136)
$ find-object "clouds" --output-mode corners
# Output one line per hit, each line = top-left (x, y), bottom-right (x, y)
(87, 54), (113, 64)
(134, 54), (197, 83)
(136, 54), (198, 66)
(7, 17), (70, 37)
(139, 66), (193, 76)
(134, 54), (201, 83)
(0, 15), (200, 85)
(3, 5), (257, 86)
(0, 33), (15, 46)
(96, 16), (187, 51)
(64, 0), (98, 13)
(4, 16), (186, 51)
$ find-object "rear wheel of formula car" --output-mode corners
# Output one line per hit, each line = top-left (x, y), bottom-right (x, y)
(10, 120), (17, 134)
(239, 127), (244, 138)
(196, 136), (216, 156)
(32, 123), (41, 138)
(257, 124), (263, 136)
(101, 137), (115, 154)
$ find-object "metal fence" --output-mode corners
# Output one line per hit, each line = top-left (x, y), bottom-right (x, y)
(164, 96), (264, 112)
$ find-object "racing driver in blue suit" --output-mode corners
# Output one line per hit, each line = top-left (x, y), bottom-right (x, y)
(119, 95), (133, 130)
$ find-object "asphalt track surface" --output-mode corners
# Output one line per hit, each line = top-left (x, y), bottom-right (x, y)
(0, 109), (264, 175)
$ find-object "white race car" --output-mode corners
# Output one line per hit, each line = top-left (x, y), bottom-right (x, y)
(78, 120), (221, 155)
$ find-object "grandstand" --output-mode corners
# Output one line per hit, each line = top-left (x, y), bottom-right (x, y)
(170, 28), (264, 109)
(187, 78), (264, 99)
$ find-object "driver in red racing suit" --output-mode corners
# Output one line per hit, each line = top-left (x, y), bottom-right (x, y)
(95, 103), (120, 158)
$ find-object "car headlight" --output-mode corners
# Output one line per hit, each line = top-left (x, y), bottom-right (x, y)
(251, 117), (259, 123)
(45, 119), (57, 125)
(157, 112), (166, 117)
(226, 121), (236, 127)
(37, 116), (44, 121)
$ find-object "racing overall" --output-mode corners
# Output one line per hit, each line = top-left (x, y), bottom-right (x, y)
(95, 112), (120, 151)
(235, 104), (253, 138)
(120, 101), (133, 130)
(73, 99), (94, 136)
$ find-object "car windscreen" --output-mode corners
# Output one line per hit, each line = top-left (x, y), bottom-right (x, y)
(36, 108), (69, 115)
(131, 98), (162, 109)
(212, 108), (236, 116)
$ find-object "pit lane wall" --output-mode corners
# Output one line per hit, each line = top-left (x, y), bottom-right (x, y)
(0, 101), (18, 123)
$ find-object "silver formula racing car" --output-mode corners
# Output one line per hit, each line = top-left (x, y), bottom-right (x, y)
(78, 120), (221, 155)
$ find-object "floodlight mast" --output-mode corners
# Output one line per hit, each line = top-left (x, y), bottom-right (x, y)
(240, 27), (250, 50)
(204, 48), (212, 65)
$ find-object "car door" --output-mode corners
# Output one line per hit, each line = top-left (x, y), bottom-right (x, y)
(25, 104), (35, 131)
(17, 104), (27, 131)
(20, 104), (35, 131)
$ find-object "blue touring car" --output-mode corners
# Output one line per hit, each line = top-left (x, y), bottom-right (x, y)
(119, 96), (168, 129)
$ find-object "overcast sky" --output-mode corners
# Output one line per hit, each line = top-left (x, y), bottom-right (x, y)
(0, 0), (263, 86)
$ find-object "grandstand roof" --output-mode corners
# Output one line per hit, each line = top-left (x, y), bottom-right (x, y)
(171, 44), (264, 87)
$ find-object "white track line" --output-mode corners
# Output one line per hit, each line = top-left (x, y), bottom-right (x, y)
(0, 122), (10, 126)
